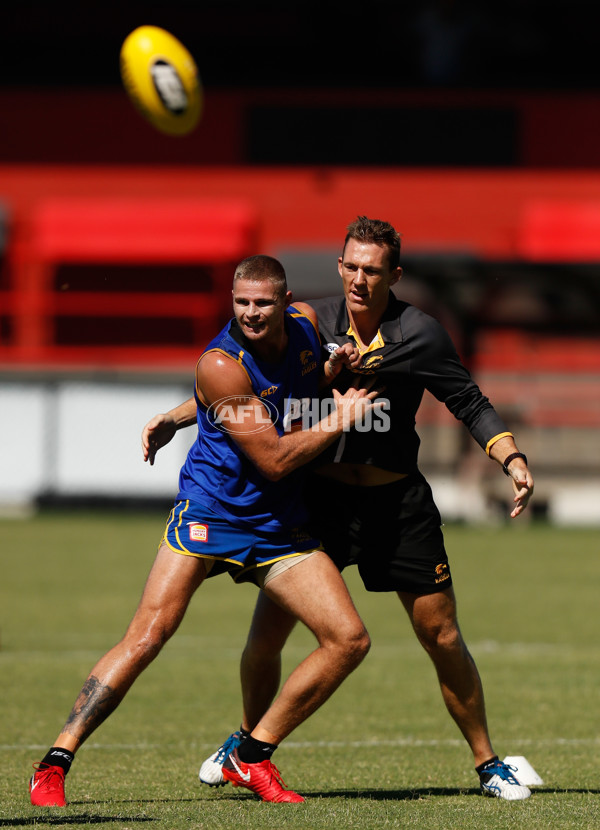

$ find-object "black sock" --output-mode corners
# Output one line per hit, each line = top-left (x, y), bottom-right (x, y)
(476, 756), (499, 775)
(239, 726), (251, 742)
(42, 747), (74, 775)
(237, 736), (277, 764)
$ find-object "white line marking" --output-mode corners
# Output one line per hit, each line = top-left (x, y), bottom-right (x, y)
(3, 641), (600, 661)
(6, 737), (600, 752)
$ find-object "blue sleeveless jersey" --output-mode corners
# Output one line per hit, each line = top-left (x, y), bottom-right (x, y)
(177, 306), (320, 532)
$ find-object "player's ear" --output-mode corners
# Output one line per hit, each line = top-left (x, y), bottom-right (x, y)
(284, 290), (293, 308)
(337, 256), (343, 277)
(390, 266), (402, 287)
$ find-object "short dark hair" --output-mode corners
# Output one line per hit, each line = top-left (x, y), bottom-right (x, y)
(233, 255), (288, 296)
(344, 216), (401, 270)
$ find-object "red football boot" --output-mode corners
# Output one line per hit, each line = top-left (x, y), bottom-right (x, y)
(29, 763), (67, 807)
(222, 748), (304, 803)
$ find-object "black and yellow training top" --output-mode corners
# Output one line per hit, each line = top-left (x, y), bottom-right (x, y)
(310, 293), (511, 474)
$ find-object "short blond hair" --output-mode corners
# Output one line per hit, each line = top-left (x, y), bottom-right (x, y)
(233, 255), (288, 296)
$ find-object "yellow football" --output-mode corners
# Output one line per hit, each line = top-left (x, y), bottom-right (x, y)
(120, 25), (202, 136)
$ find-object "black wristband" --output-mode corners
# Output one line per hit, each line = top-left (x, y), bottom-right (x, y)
(502, 452), (528, 476)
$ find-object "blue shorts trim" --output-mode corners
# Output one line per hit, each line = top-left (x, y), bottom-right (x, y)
(162, 500), (322, 583)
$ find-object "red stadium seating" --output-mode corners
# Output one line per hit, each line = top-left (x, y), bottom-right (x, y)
(0, 197), (257, 368)
(518, 200), (600, 262)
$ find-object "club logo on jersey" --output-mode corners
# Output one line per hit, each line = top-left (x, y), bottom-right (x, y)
(207, 395), (279, 435)
(435, 563), (450, 584)
(359, 355), (383, 373)
(300, 349), (317, 376)
(189, 522), (209, 542)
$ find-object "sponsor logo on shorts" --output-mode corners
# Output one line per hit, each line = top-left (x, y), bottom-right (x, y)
(291, 527), (314, 545)
(435, 563), (450, 584)
(189, 523), (209, 542)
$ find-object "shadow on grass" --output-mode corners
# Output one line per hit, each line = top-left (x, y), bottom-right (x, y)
(306, 787), (481, 800)
(7, 786), (600, 823)
(301, 787), (600, 800)
(0, 816), (156, 827)
(198, 787), (481, 801)
(200, 786), (600, 802)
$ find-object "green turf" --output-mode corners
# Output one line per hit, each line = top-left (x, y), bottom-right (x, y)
(2, 512), (600, 829)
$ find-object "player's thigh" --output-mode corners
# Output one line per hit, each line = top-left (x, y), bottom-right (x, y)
(246, 590), (297, 653)
(132, 542), (209, 630)
(264, 550), (365, 643)
(398, 585), (460, 639)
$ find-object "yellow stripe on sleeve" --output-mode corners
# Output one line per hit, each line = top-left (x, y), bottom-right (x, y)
(289, 307), (319, 337)
(485, 432), (514, 456)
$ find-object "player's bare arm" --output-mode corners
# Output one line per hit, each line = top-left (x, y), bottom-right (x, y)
(291, 301), (361, 386)
(488, 435), (534, 519)
(142, 397), (196, 465)
(196, 351), (380, 481)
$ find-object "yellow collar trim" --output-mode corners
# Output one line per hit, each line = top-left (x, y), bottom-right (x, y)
(346, 323), (385, 355)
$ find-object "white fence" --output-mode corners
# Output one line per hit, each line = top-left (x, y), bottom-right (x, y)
(0, 378), (193, 511)
(1, 376), (599, 525)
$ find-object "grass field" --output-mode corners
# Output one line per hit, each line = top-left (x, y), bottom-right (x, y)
(1, 511), (600, 829)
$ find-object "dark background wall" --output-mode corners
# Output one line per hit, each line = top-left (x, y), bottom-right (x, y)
(3, 1), (598, 91)
(1, 2), (600, 166)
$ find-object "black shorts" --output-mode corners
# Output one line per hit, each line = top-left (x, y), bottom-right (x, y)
(305, 470), (451, 594)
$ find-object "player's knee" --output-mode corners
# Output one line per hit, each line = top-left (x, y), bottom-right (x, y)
(418, 618), (463, 654)
(335, 622), (371, 669)
(242, 634), (282, 667)
(124, 616), (176, 666)
(352, 625), (371, 666)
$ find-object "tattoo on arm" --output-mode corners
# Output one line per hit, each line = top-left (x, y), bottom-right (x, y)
(62, 675), (123, 742)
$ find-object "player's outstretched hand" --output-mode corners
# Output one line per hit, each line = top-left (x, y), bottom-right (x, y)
(508, 466), (535, 519)
(331, 378), (385, 430)
(142, 413), (177, 465)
